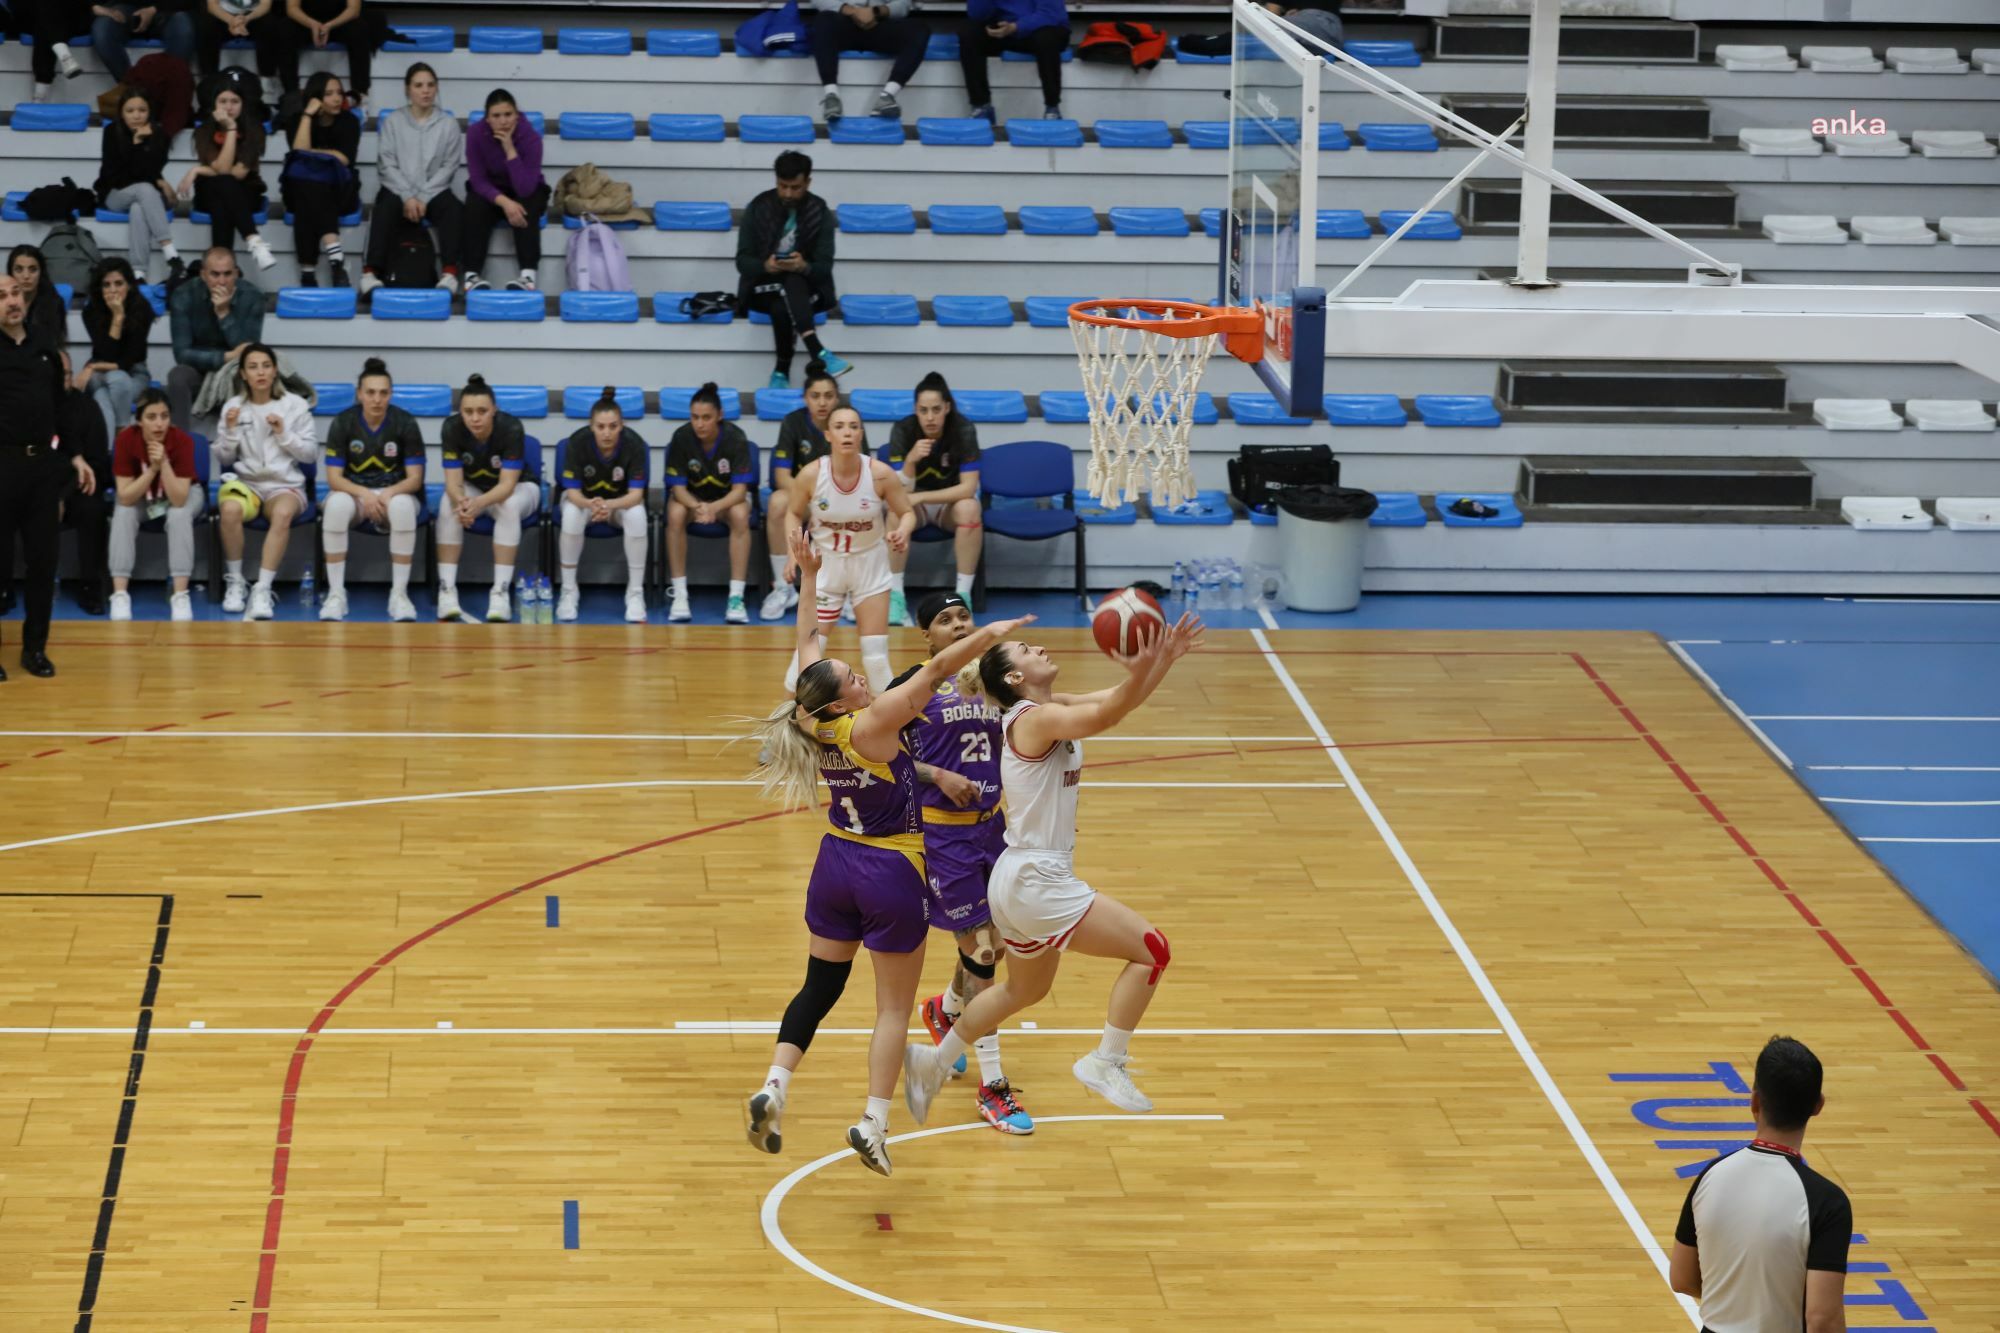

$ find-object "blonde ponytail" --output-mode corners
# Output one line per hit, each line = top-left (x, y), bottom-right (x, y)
(749, 699), (823, 809)
(956, 662), (983, 700)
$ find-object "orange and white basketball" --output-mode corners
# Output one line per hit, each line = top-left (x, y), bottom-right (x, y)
(1092, 587), (1167, 662)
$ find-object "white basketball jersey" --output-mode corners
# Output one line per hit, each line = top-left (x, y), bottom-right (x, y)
(811, 457), (885, 557)
(1000, 700), (1083, 855)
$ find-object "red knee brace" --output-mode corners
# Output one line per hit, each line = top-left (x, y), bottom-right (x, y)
(1143, 929), (1170, 986)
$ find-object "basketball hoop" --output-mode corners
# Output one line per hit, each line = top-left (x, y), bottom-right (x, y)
(1069, 299), (1264, 509)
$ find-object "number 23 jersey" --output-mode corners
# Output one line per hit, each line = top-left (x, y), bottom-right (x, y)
(905, 668), (1002, 813)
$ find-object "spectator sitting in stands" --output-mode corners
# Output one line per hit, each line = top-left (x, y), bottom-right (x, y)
(279, 71), (360, 287)
(461, 88), (549, 294)
(320, 355), (425, 622)
(167, 245), (264, 431)
(810, 0), (927, 124)
(95, 89), (185, 284)
(1265, 0), (1342, 50)
(664, 381), (756, 625)
(959, 0), (1069, 122)
(737, 152), (851, 390)
(886, 370), (982, 622)
(360, 62), (465, 296)
(556, 387), (650, 625)
(108, 387), (206, 622)
(277, 0), (390, 111)
(759, 362), (839, 620)
(213, 340), (315, 618)
(76, 257), (154, 444)
(177, 80), (279, 272)
(19, 0), (85, 100)
(196, 1), (285, 100)
(94, 1), (198, 84)
(8, 245), (69, 354)
(436, 373), (538, 623)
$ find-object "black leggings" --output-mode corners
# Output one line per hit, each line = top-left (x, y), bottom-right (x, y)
(193, 173), (265, 247)
(18, 0), (84, 84)
(958, 20), (1067, 108)
(196, 12), (282, 78)
(751, 271), (830, 375)
(285, 180), (350, 266)
(364, 188), (464, 275)
(810, 11), (927, 88)
(275, 0), (374, 97)
(462, 183), (552, 275)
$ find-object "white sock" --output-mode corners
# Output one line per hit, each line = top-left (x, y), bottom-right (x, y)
(860, 635), (891, 695)
(493, 561), (515, 591)
(884, 80), (902, 95)
(255, 567), (275, 591)
(671, 576), (688, 597)
(769, 554), (787, 581)
(823, 83), (838, 95)
(889, 571), (906, 593)
(956, 572), (975, 598)
(391, 563), (411, 596)
(226, 559), (243, 581)
(941, 977), (965, 1020)
(975, 1034), (1002, 1085)
(161, 241), (180, 261)
(323, 240), (344, 264)
(935, 1029), (969, 1071)
(560, 565), (578, 593)
(864, 1095), (891, 1131)
(1096, 1025), (1133, 1061)
(728, 579), (746, 599)
(325, 563), (345, 594)
(623, 525), (647, 590)
(438, 562), (458, 591)
(52, 41), (71, 61)
(764, 1064), (792, 1096)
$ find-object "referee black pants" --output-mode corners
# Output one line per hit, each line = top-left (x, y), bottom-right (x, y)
(0, 445), (64, 657)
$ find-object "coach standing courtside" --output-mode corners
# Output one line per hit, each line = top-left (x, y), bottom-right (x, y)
(0, 273), (89, 680)
(1670, 1035), (1851, 1333)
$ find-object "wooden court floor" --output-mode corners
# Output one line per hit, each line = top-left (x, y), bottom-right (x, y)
(2, 623), (1995, 1331)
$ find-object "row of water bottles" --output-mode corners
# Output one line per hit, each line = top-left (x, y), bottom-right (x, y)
(1168, 558), (1281, 612)
(515, 576), (556, 623)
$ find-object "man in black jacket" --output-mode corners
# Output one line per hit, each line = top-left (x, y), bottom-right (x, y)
(734, 152), (853, 390)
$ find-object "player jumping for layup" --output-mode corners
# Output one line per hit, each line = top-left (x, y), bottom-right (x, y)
(903, 613), (1203, 1123)
(748, 527), (1029, 1175)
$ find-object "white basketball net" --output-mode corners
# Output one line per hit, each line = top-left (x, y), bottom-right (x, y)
(1070, 303), (1218, 510)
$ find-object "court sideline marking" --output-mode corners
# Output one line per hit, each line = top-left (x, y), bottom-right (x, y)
(1247, 629), (1695, 1318)
(1665, 641), (1793, 770)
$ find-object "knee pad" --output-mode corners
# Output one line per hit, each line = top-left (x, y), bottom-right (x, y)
(777, 954), (853, 1053)
(560, 503), (586, 534)
(386, 493), (419, 531)
(621, 506), (648, 536)
(1143, 929), (1170, 986)
(959, 945), (996, 980)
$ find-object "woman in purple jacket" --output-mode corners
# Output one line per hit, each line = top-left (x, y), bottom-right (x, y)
(461, 88), (550, 293)
(958, 0), (1071, 122)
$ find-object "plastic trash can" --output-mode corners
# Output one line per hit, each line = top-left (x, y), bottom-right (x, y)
(1276, 485), (1378, 612)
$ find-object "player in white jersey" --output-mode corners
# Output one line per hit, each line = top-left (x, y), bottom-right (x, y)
(902, 612), (1204, 1121)
(783, 404), (915, 695)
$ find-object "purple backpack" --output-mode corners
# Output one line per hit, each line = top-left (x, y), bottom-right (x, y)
(565, 215), (631, 292)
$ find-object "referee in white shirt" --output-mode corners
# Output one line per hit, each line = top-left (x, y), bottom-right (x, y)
(1670, 1036), (1851, 1333)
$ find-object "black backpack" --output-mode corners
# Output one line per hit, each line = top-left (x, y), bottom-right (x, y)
(21, 177), (95, 222)
(388, 232), (438, 288)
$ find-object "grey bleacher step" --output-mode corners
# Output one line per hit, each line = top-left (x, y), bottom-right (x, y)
(1433, 17), (1700, 64)
(1499, 360), (1789, 413)
(1520, 455), (1816, 509)
(1441, 95), (1710, 143)
(1462, 178), (1737, 230)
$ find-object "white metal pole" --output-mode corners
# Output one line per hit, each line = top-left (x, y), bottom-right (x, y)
(1513, 0), (1563, 287)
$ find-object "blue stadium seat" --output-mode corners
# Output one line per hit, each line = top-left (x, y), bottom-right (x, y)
(658, 386), (743, 419)
(1002, 45), (1072, 63)
(1229, 393), (1313, 426)
(139, 283), (167, 317)
(384, 25), (454, 51)
(649, 114), (726, 142)
(837, 203), (917, 234)
(850, 389), (913, 421)
(1182, 121), (1230, 150)
(1239, 36), (1278, 61)
(955, 390), (1029, 423)
(829, 117), (905, 145)
(1378, 210), (1463, 239)
(747, 305), (826, 327)
(561, 213), (641, 231)
(1025, 296), (1088, 328)
(12, 103), (90, 131)
(1369, 492), (1428, 527)
(1320, 122), (1351, 151)
(95, 207), (130, 223)
(1094, 119), (1173, 149)
(467, 109), (545, 134)
(192, 204), (269, 226)
(561, 291), (640, 322)
(917, 117), (995, 147)
(465, 290), (545, 321)
(654, 200), (732, 231)
(1185, 118), (1301, 149)
(1020, 206), (1099, 236)
(933, 295), (1013, 327)
(928, 204), (1007, 235)
(925, 32), (960, 60)
(1325, 394), (1408, 426)
(1436, 492), (1523, 526)
(469, 27), (542, 53)
(757, 388), (804, 420)
(558, 28), (633, 55)
(560, 112), (636, 141)
(1319, 209), (1372, 239)
(1172, 38), (1229, 65)
(563, 386), (645, 419)
(1151, 489), (1235, 526)
(982, 442), (1085, 606)
(1150, 391), (1218, 425)
(1358, 122), (1439, 151)
(371, 289), (451, 320)
(1073, 489), (1137, 524)
(312, 384), (355, 415)
(841, 294), (921, 326)
(283, 205), (364, 227)
(1007, 118), (1083, 148)
(1415, 395), (1501, 427)
(1038, 390), (1090, 423)
(654, 290), (737, 324)
(1199, 208), (1225, 237)
(495, 385), (550, 418)
(740, 115), (816, 143)
(1109, 207), (1190, 237)
(646, 29), (722, 56)
(1346, 40), (1422, 67)
(277, 287), (357, 319)
(393, 384), (453, 417)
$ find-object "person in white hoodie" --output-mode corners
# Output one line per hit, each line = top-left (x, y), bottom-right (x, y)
(359, 62), (465, 297)
(214, 342), (318, 619)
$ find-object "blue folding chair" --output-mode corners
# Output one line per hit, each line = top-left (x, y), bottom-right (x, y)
(980, 442), (1083, 610)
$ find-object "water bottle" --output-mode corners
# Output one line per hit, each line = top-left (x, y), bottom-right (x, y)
(1228, 563), (1246, 611)
(1184, 580), (1200, 615)
(1200, 564), (1222, 612)
(535, 575), (553, 625)
(298, 567), (314, 611)
(1170, 560), (1187, 609)
(516, 576), (532, 622)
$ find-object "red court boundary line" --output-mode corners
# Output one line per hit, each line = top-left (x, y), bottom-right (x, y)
(247, 808), (794, 1331)
(1569, 652), (1995, 1140)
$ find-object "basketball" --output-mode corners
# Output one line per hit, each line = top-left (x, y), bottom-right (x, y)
(1092, 586), (1167, 662)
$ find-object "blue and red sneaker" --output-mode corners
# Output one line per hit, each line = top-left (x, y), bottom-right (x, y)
(977, 1078), (1035, 1135)
(919, 994), (968, 1078)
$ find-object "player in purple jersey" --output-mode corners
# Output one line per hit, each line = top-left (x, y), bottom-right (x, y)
(745, 528), (1031, 1176)
(887, 590), (1033, 1135)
